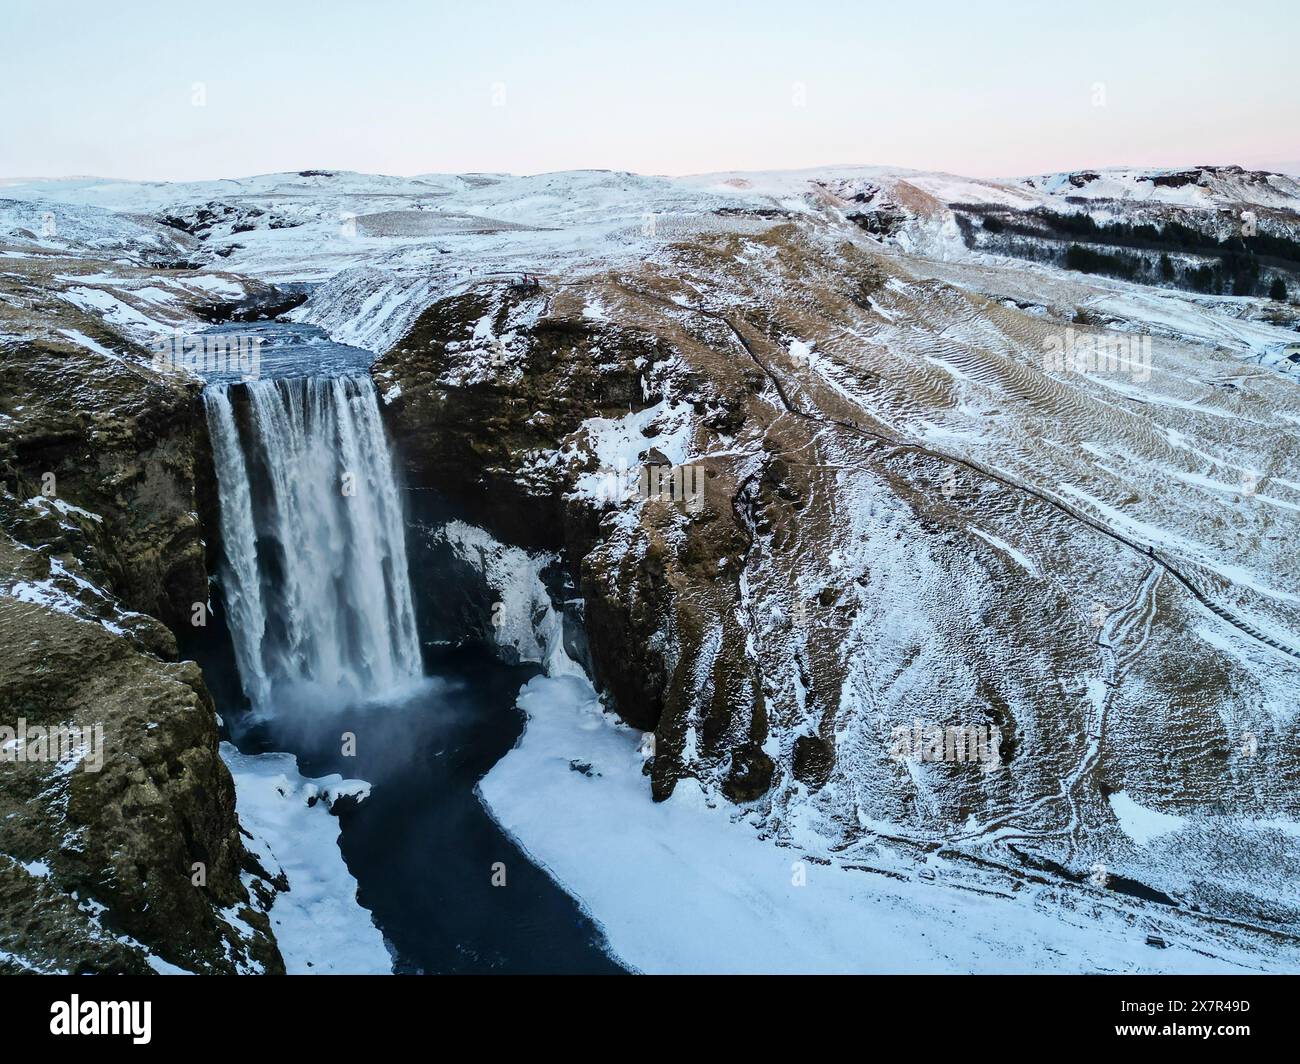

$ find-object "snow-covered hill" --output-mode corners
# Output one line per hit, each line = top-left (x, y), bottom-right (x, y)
(4, 162), (1299, 973)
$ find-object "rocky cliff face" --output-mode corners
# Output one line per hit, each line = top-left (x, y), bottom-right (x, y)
(374, 278), (767, 800)
(1, 324), (283, 973)
(375, 218), (1300, 935)
(7, 165), (1300, 968)
(1, 331), (210, 629)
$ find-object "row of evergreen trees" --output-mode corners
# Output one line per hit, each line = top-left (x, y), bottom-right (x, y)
(1065, 243), (1290, 298)
(973, 207), (1297, 299)
(1034, 209), (1300, 268)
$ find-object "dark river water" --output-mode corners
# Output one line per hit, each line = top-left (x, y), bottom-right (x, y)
(191, 319), (624, 974)
(227, 646), (623, 974)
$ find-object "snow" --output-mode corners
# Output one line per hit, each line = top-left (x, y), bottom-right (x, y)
(479, 672), (1274, 974)
(24, 494), (102, 524)
(582, 297), (611, 321)
(220, 744), (391, 975)
(9, 160), (1300, 974)
(2, 168), (783, 352)
(970, 527), (1040, 576)
(58, 328), (120, 361)
(60, 285), (174, 339)
(178, 274), (245, 297)
(145, 955), (194, 975)
(0, 550), (140, 641)
(567, 399), (698, 505)
(4, 168), (761, 287)
(435, 520), (582, 678)
(1020, 166), (1300, 211)
(1108, 790), (1188, 847)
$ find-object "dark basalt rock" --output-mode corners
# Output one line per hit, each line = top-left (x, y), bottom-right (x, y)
(792, 734), (835, 789)
(722, 742), (776, 803)
(374, 276), (776, 805)
(197, 283), (309, 324)
(847, 207), (907, 238)
(0, 598), (284, 974)
(0, 333), (209, 630)
(0, 330), (284, 974)
(375, 288), (666, 552)
(1150, 170), (1201, 189)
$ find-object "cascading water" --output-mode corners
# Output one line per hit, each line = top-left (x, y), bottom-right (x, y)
(198, 343), (619, 973)
(203, 375), (422, 709)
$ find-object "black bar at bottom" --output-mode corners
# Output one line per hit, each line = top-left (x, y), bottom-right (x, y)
(0, 973), (1287, 1050)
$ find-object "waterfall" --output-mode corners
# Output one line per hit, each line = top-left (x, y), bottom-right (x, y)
(203, 375), (422, 708)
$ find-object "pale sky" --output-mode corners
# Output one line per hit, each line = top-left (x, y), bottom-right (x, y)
(2, 0), (1297, 181)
